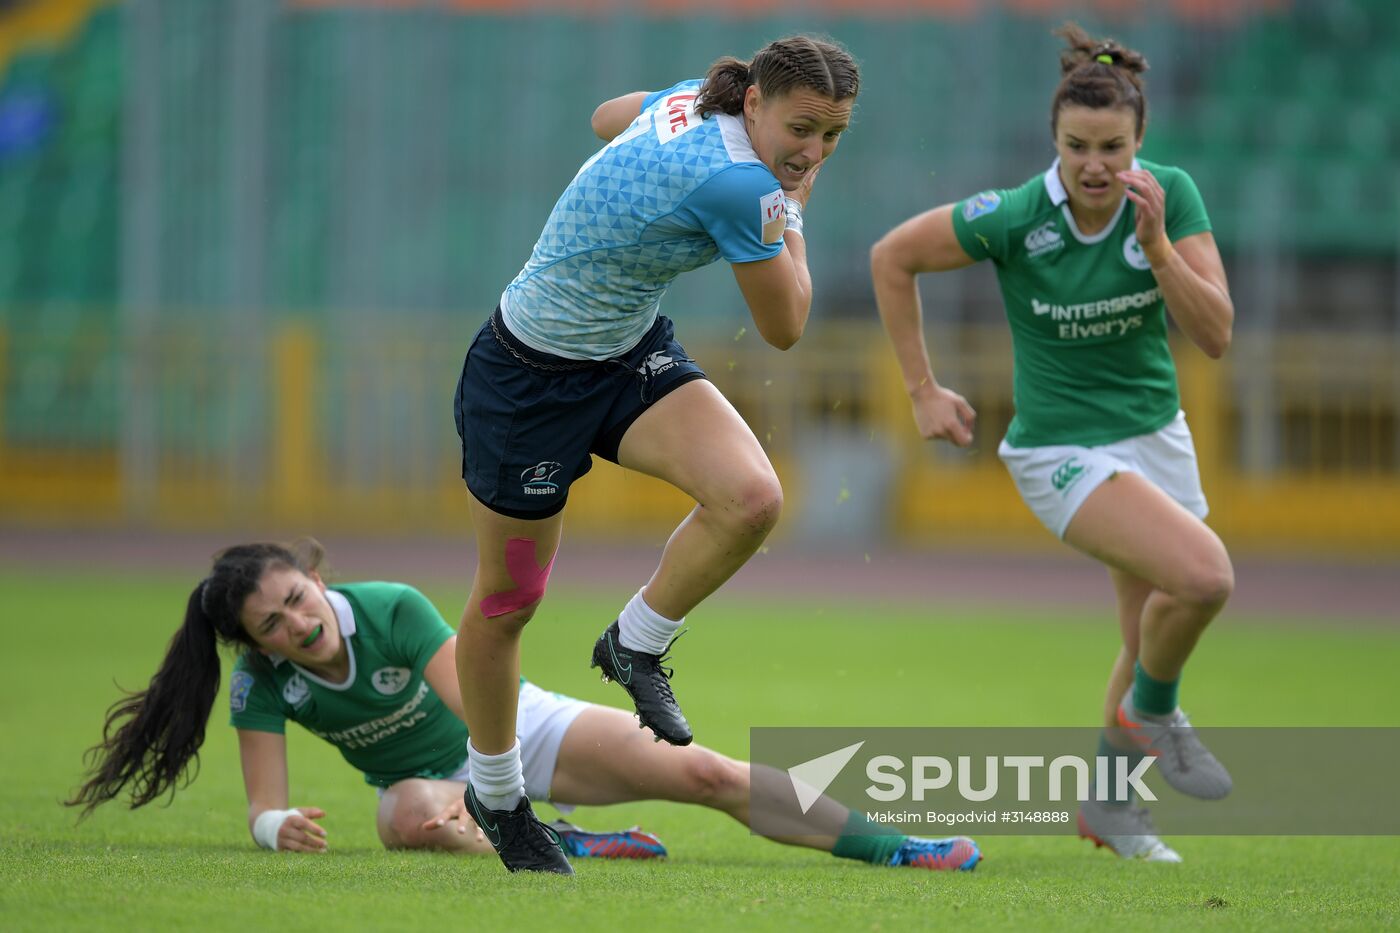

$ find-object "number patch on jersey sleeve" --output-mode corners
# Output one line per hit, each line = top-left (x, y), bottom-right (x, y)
(760, 189), (786, 244)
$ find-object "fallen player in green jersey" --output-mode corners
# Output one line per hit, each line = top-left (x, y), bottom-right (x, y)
(68, 538), (980, 873)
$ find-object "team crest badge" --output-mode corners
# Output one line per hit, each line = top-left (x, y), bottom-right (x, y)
(1123, 233), (1151, 270)
(521, 461), (563, 496)
(371, 667), (411, 696)
(282, 673), (310, 707)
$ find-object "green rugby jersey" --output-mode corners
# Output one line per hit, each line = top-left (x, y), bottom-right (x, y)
(951, 158), (1211, 448)
(228, 582), (468, 788)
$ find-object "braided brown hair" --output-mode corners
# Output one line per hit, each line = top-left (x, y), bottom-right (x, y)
(1050, 23), (1149, 138)
(695, 35), (859, 120)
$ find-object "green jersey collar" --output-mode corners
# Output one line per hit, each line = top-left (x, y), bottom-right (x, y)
(1043, 157), (1142, 206)
(324, 588), (359, 639)
(1044, 157), (1141, 246)
(268, 589), (359, 691)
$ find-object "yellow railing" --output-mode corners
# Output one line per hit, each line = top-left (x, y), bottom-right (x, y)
(1, 319), (1398, 553)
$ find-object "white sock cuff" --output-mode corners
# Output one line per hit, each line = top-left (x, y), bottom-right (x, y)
(633, 589), (680, 625)
(617, 589), (683, 654)
(468, 739), (524, 798)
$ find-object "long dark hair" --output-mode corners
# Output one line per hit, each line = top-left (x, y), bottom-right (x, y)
(695, 35), (860, 119)
(66, 539), (327, 817)
(1050, 22), (1149, 138)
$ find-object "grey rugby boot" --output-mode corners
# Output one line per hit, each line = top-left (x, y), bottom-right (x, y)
(1078, 799), (1183, 863)
(1117, 692), (1233, 800)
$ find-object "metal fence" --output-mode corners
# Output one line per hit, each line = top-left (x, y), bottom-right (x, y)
(3, 318), (1397, 551)
(3, 0), (1399, 551)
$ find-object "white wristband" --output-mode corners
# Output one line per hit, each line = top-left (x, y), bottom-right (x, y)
(253, 808), (294, 851)
(783, 197), (804, 237)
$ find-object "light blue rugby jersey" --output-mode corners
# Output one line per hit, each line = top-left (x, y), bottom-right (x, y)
(500, 79), (788, 360)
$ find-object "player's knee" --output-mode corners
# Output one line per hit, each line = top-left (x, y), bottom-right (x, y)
(386, 815), (431, 850)
(724, 472), (784, 539)
(1187, 563), (1234, 611)
(381, 787), (438, 849)
(479, 596), (544, 632)
(680, 750), (745, 806)
(479, 538), (555, 623)
(1176, 554), (1234, 612)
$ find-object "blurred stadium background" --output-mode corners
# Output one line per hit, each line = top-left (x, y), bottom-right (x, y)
(1, 0), (1398, 557)
(5, 9), (1396, 926)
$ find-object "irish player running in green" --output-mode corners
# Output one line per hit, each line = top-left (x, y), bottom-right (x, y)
(871, 24), (1235, 862)
(68, 540), (980, 873)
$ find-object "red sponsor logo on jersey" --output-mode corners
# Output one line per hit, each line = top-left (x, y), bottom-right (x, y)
(760, 190), (786, 244)
(663, 93), (697, 136)
(762, 190), (786, 224)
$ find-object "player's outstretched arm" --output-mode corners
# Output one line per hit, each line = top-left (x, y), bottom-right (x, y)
(870, 204), (978, 446)
(422, 634), (466, 720)
(591, 92), (648, 141)
(237, 729), (328, 853)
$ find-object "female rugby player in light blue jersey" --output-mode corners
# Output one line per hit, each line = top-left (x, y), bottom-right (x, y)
(871, 24), (1236, 862)
(451, 37), (863, 872)
(69, 540), (980, 874)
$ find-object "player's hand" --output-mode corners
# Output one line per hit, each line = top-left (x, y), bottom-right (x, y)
(1117, 168), (1168, 260)
(423, 797), (485, 842)
(788, 162), (823, 210)
(911, 382), (976, 447)
(278, 807), (328, 853)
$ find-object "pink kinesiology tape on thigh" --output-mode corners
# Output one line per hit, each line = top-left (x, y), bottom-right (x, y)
(479, 538), (555, 618)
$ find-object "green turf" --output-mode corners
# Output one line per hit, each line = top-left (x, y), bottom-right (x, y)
(2, 570), (1397, 931)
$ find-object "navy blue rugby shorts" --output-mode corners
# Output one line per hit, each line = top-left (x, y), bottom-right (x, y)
(454, 307), (707, 519)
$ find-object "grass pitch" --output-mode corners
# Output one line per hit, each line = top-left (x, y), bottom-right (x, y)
(2, 569), (1398, 931)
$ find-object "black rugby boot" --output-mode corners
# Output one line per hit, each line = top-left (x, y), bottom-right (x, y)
(589, 619), (693, 746)
(464, 784), (574, 875)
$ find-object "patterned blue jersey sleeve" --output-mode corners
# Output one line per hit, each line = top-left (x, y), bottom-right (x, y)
(673, 162), (786, 264)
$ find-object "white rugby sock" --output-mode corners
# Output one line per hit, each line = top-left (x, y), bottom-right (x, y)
(617, 588), (683, 655)
(468, 739), (523, 812)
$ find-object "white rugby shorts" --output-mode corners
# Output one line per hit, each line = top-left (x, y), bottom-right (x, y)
(383, 681), (587, 806)
(997, 410), (1209, 539)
